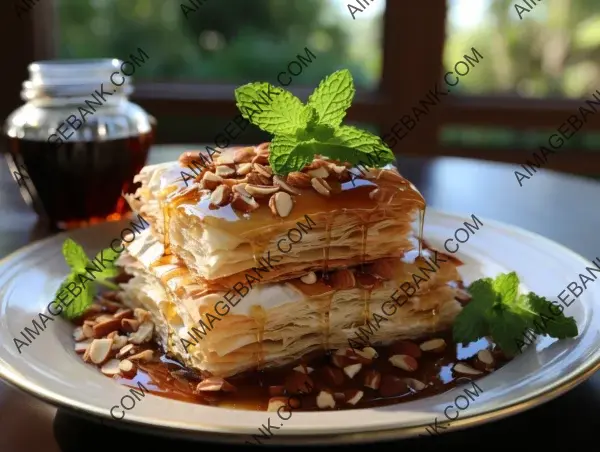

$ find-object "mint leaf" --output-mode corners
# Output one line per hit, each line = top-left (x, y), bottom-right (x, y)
(307, 69), (355, 127)
(269, 135), (313, 175)
(270, 138), (392, 175)
(526, 293), (578, 339)
(492, 272), (519, 307)
(300, 105), (319, 127)
(92, 248), (120, 280)
(234, 82), (305, 135)
(330, 126), (395, 167)
(453, 278), (495, 344)
(488, 309), (530, 356)
(453, 272), (579, 357)
(53, 240), (122, 320)
(63, 238), (89, 274)
(55, 275), (93, 320)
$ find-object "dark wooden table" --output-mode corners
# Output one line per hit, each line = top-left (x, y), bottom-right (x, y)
(1, 145), (599, 451)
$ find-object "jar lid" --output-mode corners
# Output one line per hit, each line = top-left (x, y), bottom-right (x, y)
(22, 59), (134, 102)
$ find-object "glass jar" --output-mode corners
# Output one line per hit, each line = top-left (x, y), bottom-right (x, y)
(4, 59), (155, 230)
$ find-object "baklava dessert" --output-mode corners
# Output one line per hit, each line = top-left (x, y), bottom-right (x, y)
(61, 70), (577, 411)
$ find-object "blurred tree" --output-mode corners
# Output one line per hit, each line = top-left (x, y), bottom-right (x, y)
(57, 0), (377, 88)
(445, 0), (600, 98)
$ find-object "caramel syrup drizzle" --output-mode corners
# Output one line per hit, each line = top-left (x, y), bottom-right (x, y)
(250, 305), (267, 373)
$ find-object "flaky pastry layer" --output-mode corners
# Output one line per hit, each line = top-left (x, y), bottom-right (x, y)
(117, 231), (465, 378)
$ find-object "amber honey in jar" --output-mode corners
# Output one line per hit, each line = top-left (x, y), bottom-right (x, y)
(3, 59), (155, 229)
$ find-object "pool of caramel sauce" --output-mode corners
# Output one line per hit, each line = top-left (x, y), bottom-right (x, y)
(115, 334), (508, 412)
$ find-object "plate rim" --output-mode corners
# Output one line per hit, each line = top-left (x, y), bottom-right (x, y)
(0, 209), (599, 444)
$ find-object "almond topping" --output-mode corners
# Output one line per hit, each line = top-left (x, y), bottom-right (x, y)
(116, 344), (137, 359)
(369, 188), (386, 201)
(245, 184), (279, 197)
(129, 349), (155, 362)
(454, 363), (483, 375)
(343, 363), (362, 379)
(92, 318), (122, 338)
(267, 398), (288, 412)
(311, 177), (331, 196)
(293, 365), (314, 374)
(231, 192), (259, 213)
(252, 154), (269, 165)
(329, 163), (350, 178)
(95, 315), (115, 323)
(232, 183), (250, 197)
(233, 147), (256, 164)
(215, 165), (235, 178)
(477, 349), (495, 366)
(111, 335), (128, 350)
(133, 308), (151, 323)
(419, 338), (447, 353)
(273, 175), (301, 195)
(345, 389), (364, 406)
(74, 339), (93, 354)
(119, 359), (137, 379)
(100, 359), (121, 376)
(300, 271), (318, 285)
(246, 172), (271, 186)
(389, 354), (419, 372)
(236, 162), (253, 175)
(364, 369), (381, 390)
(178, 151), (204, 167)
(269, 192), (294, 218)
(89, 338), (113, 364)
(404, 378), (427, 391)
(82, 323), (95, 339)
(390, 340), (422, 358)
(356, 347), (378, 360)
(128, 321), (154, 344)
(113, 308), (134, 321)
(196, 377), (236, 393)
(308, 166), (329, 179)
(316, 390), (336, 409)
(379, 169), (405, 183)
(201, 171), (223, 190)
(73, 326), (86, 342)
(210, 184), (233, 207)
(255, 142), (270, 154)
(253, 163), (272, 178)
(121, 318), (140, 333)
(330, 269), (356, 290)
(286, 172), (312, 188)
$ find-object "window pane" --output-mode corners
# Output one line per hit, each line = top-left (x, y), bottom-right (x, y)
(445, 0), (600, 98)
(57, 0), (383, 89)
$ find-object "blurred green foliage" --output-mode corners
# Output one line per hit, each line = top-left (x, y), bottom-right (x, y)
(57, 0), (381, 89)
(445, 0), (600, 98)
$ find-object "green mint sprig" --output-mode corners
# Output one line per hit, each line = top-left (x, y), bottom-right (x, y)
(53, 238), (120, 320)
(234, 69), (395, 175)
(453, 272), (578, 356)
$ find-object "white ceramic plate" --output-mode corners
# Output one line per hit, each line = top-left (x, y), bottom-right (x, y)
(0, 210), (599, 445)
